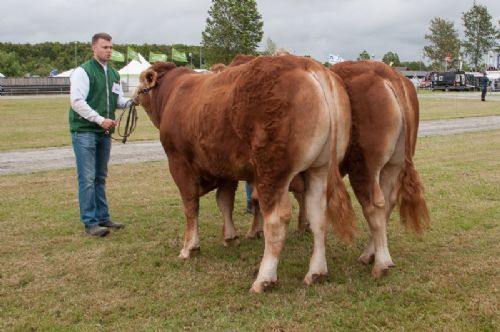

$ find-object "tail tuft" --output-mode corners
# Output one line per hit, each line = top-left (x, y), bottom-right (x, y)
(398, 159), (430, 233)
(327, 165), (356, 243)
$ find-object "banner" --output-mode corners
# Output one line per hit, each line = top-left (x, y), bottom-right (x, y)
(172, 48), (188, 63)
(149, 51), (168, 62)
(111, 50), (125, 62)
(128, 47), (139, 61)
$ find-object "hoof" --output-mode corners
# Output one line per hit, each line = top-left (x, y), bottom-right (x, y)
(178, 246), (200, 259)
(249, 280), (277, 294)
(245, 230), (262, 240)
(223, 236), (240, 247)
(304, 273), (329, 285)
(358, 253), (375, 265)
(371, 266), (389, 279)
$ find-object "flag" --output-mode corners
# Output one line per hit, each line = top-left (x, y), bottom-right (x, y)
(172, 48), (188, 63)
(111, 50), (125, 62)
(149, 51), (168, 62)
(128, 47), (139, 61)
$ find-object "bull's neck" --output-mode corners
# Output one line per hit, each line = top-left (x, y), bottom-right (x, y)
(148, 92), (165, 129)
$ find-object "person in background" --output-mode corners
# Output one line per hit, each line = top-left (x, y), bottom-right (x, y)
(245, 182), (254, 214)
(480, 71), (489, 101)
(69, 32), (131, 237)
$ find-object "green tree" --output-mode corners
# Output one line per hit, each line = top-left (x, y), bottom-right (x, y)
(262, 37), (277, 55)
(400, 61), (428, 71)
(461, 2), (500, 70)
(202, 0), (264, 65)
(382, 51), (401, 66)
(0, 50), (22, 76)
(358, 50), (371, 60)
(423, 17), (460, 70)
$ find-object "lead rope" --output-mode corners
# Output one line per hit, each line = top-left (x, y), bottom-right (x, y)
(110, 86), (155, 143)
(111, 100), (138, 143)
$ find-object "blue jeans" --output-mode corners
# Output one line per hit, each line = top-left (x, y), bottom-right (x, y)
(245, 182), (253, 208)
(71, 131), (111, 227)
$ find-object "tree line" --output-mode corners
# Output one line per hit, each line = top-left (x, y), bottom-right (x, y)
(0, 42), (204, 77)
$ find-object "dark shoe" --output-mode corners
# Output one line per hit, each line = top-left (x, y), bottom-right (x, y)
(99, 220), (124, 229)
(85, 225), (110, 237)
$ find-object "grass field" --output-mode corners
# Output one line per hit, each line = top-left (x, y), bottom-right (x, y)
(0, 94), (500, 151)
(0, 97), (158, 151)
(418, 96), (500, 120)
(1, 129), (499, 331)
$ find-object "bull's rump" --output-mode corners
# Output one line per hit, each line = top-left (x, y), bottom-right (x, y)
(161, 56), (333, 181)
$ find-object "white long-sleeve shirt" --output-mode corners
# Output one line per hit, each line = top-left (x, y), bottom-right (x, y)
(70, 61), (130, 126)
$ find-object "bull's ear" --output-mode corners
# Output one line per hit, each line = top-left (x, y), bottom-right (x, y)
(143, 69), (158, 89)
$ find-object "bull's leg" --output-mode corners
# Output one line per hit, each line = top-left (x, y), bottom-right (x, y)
(178, 196), (201, 259)
(245, 200), (263, 239)
(356, 164), (401, 278)
(168, 159), (201, 259)
(368, 163), (402, 277)
(348, 172), (379, 266)
(362, 203), (394, 278)
(247, 186), (309, 238)
(293, 192), (310, 233)
(216, 180), (239, 246)
(250, 188), (291, 293)
(302, 167), (329, 285)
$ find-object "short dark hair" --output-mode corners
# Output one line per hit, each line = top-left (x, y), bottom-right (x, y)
(92, 32), (112, 45)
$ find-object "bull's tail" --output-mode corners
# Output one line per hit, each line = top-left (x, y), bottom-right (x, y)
(325, 76), (356, 242)
(396, 78), (430, 233)
(398, 159), (430, 233)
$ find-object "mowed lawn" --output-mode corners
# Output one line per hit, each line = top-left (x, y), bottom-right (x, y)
(418, 94), (500, 120)
(1, 94), (500, 151)
(0, 129), (499, 331)
(0, 97), (158, 151)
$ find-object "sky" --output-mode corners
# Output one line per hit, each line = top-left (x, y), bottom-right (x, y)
(1, 0), (499, 63)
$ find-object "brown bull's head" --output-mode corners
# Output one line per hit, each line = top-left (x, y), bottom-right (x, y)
(134, 62), (177, 128)
(210, 63), (226, 73)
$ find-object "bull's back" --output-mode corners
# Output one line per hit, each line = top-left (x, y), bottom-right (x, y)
(163, 56), (339, 179)
(332, 61), (405, 170)
(229, 56), (339, 173)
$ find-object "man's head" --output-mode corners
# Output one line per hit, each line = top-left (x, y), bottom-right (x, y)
(92, 32), (113, 64)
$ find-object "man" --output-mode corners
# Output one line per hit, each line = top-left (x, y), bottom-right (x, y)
(69, 32), (131, 236)
(480, 71), (489, 101)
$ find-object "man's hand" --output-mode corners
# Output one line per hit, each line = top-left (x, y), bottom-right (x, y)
(101, 119), (118, 130)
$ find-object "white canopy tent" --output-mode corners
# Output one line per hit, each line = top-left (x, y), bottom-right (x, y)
(0, 72), (5, 77)
(56, 68), (75, 77)
(118, 54), (151, 93)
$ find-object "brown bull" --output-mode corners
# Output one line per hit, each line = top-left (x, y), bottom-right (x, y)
(331, 61), (429, 277)
(134, 55), (355, 293)
(232, 57), (430, 278)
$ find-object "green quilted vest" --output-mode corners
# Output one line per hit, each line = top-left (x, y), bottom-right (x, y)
(69, 58), (120, 133)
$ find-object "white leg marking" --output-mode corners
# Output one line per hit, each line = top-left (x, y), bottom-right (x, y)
(303, 167), (329, 285)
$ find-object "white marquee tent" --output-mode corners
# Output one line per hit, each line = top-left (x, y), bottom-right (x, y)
(0, 72), (5, 77)
(118, 53), (151, 93)
(56, 68), (75, 77)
